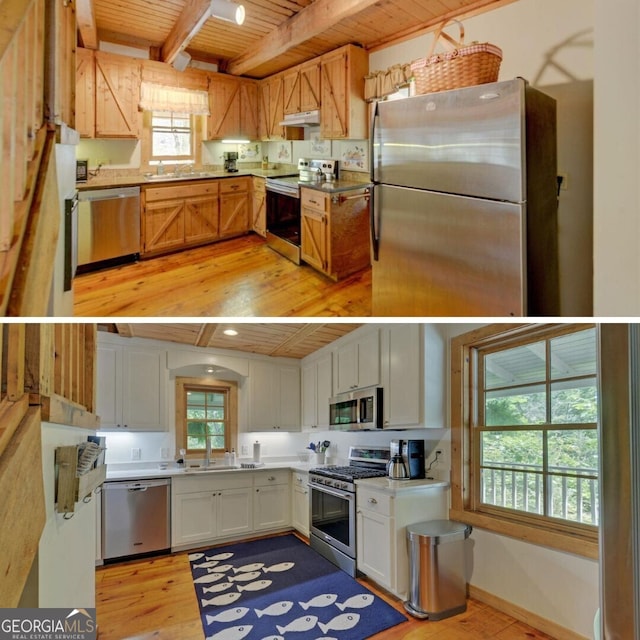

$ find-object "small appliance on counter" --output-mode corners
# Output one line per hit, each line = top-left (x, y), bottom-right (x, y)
(388, 454), (409, 480)
(223, 151), (238, 172)
(390, 439), (425, 479)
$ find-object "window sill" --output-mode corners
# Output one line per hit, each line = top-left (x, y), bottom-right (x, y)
(449, 508), (599, 560)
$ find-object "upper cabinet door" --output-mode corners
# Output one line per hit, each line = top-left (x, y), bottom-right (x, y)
(209, 75), (241, 139)
(75, 48), (95, 137)
(94, 51), (141, 137)
(299, 61), (321, 112)
(283, 69), (301, 115)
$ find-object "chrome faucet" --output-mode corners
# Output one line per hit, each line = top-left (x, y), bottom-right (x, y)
(204, 434), (211, 468)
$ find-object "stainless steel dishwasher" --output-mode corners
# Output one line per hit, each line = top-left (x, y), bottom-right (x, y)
(102, 478), (170, 561)
(77, 186), (140, 271)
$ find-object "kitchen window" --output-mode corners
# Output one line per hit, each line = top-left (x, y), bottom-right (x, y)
(175, 377), (238, 457)
(450, 323), (599, 559)
(150, 111), (194, 162)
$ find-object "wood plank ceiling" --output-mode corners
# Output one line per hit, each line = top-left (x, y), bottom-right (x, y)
(79, 0), (517, 78)
(102, 323), (361, 358)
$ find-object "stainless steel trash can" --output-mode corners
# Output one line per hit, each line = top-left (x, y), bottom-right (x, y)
(404, 519), (472, 620)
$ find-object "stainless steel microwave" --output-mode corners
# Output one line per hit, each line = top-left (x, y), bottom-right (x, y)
(329, 386), (383, 431)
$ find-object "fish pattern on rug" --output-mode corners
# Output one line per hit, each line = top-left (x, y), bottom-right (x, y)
(189, 535), (407, 640)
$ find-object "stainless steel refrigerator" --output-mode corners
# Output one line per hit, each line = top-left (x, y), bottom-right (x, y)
(370, 78), (559, 317)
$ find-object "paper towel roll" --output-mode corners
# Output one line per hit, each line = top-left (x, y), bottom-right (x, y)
(253, 440), (261, 463)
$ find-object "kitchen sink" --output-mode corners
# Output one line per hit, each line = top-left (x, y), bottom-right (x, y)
(145, 171), (218, 182)
(183, 464), (239, 472)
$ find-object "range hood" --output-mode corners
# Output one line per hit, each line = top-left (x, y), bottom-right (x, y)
(279, 110), (321, 126)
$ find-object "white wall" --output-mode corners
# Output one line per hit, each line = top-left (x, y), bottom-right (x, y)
(370, 0), (594, 316)
(593, 0), (640, 315)
(38, 423), (97, 608)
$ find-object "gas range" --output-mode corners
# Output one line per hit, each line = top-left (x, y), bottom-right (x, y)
(309, 445), (390, 492)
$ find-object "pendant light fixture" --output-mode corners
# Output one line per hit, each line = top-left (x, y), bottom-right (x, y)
(210, 0), (245, 25)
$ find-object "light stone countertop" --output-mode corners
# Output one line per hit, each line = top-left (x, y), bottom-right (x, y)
(355, 476), (450, 495)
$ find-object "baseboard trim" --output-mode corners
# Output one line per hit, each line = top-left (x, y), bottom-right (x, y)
(468, 584), (589, 640)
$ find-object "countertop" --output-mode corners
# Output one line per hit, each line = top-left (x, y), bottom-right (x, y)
(76, 170), (371, 194)
(355, 476), (450, 495)
(105, 460), (314, 481)
(76, 167), (299, 191)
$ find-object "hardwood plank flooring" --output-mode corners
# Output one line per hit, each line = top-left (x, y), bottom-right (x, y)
(95, 540), (556, 640)
(73, 235), (372, 317)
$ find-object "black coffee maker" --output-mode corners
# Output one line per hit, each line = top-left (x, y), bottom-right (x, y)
(390, 439), (425, 479)
(224, 151), (238, 172)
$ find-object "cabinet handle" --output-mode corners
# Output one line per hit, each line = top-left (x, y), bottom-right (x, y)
(368, 497), (378, 504)
(268, 476), (276, 481)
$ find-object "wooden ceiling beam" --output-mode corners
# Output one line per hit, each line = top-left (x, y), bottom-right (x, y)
(115, 324), (134, 338)
(268, 324), (319, 357)
(225, 0), (379, 76)
(195, 323), (219, 347)
(162, 0), (212, 65)
(76, 0), (98, 49)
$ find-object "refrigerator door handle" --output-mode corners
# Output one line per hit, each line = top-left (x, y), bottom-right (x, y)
(369, 101), (380, 261)
(370, 185), (379, 261)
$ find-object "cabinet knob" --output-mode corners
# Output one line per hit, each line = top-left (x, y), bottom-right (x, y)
(268, 476), (276, 481)
(368, 497), (378, 504)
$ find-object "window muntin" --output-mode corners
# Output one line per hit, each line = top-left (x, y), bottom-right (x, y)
(185, 387), (228, 453)
(475, 327), (599, 529)
(150, 111), (193, 161)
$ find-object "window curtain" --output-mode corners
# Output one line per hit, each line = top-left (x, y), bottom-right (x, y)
(139, 82), (210, 115)
(364, 63), (413, 102)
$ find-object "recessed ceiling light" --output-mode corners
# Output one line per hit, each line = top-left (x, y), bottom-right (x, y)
(206, 367), (215, 373)
(223, 328), (238, 336)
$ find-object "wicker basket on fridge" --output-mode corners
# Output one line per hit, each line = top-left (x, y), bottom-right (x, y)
(410, 19), (502, 95)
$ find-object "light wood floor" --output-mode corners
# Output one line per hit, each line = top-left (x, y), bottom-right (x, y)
(95, 539), (555, 640)
(73, 235), (372, 317)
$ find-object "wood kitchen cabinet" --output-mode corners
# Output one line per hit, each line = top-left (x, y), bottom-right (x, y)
(219, 177), (251, 238)
(253, 469), (291, 531)
(96, 333), (167, 431)
(252, 177), (266, 236)
(334, 327), (380, 394)
(302, 352), (333, 431)
(300, 186), (371, 281)
(282, 61), (321, 114)
(259, 75), (285, 140)
(356, 483), (449, 599)
(320, 44), (368, 139)
(247, 359), (301, 431)
(142, 180), (220, 256)
(94, 51), (141, 137)
(75, 47), (95, 138)
(208, 75), (259, 140)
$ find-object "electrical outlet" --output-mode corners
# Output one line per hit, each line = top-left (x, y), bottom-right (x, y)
(131, 448), (141, 461)
(160, 447), (169, 459)
(241, 445), (249, 456)
(558, 173), (569, 190)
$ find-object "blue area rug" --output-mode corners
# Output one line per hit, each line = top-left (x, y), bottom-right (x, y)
(188, 534), (407, 640)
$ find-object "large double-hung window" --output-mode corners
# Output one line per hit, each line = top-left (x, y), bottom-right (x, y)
(451, 324), (599, 558)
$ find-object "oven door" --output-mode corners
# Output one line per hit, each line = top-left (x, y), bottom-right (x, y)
(265, 186), (301, 264)
(309, 482), (356, 561)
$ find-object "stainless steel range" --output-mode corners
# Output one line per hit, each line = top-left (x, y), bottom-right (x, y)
(309, 445), (389, 577)
(265, 158), (339, 264)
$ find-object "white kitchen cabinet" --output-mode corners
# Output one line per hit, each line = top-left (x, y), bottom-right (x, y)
(291, 470), (309, 535)
(253, 469), (290, 531)
(97, 334), (167, 431)
(171, 473), (253, 549)
(247, 359), (301, 431)
(301, 352), (332, 431)
(356, 480), (449, 600)
(381, 323), (446, 428)
(334, 328), (380, 394)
